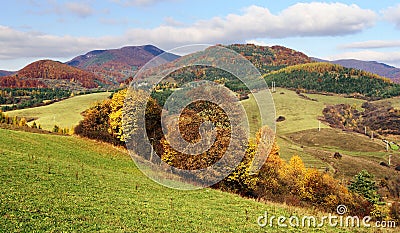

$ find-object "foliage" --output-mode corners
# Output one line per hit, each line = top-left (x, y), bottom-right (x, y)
(323, 102), (400, 136)
(224, 44), (311, 73)
(10, 59), (107, 89)
(216, 142), (260, 196)
(52, 125), (70, 135)
(0, 88), (71, 111)
(265, 62), (400, 98)
(160, 94), (247, 184)
(349, 170), (381, 204)
(74, 99), (123, 146)
(75, 89), (162, 148)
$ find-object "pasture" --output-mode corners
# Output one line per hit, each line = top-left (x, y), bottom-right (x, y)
(6, 92), (111, 130)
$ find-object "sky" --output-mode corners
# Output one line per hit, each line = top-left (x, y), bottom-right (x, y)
(1, 0), (400, 70)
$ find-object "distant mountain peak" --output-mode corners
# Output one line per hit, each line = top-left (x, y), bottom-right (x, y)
(66, 45), (180, 83)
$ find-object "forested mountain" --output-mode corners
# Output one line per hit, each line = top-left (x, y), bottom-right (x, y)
(2, 44), (400, 98)
(264, 62), (400, 99)
(0, 60), (108, 89)
(225, 44), (312, 73)
(67, 45), (180, 83)
(313, 58), (400, 83)
(135, 44), (400, 99)
(134, 44), (314, 93)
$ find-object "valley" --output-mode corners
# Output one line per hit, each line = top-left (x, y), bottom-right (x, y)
(1, 43), (399, 231)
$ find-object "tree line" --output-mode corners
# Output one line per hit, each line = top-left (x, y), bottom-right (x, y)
(0, 88), (71, 111)
(265, 63), (400, 99)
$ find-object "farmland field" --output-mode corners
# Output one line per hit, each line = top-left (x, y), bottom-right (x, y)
(242, 88), (400, 176)
(6, 92), (111, 130)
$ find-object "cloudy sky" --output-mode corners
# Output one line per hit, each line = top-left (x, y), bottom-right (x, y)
(1, 0), (400, 70)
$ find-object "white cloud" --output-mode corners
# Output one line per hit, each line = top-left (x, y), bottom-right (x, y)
(340, 40), (400, 49)
(122, 3), (377, 46)
(328, 50), (400, 67)
(383, 4), (400, 29)
(0, 3), (377, 62)
(244, 40), (273, 47)
(0, 26), (121, 60)
(64, 2), (94, 18)
(111, 0), (175, 7)
(28, 1), (94, 18)
(99, 17), (130, 25)
(163, 17), (185, 27)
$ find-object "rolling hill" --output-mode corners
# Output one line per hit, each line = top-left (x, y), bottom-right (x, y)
(225, 44), (312, 72)
(264, 62), (400, 99)
(313, 58), (400, 83)
(0, 128), (356, 232)
(134, 44), (314, 92)
(0, 60), (109, 89)
(6, 92), (111, 130)
(66, 45), (180, 83)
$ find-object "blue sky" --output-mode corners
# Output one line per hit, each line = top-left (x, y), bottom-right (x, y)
(1, 0), (400, 70)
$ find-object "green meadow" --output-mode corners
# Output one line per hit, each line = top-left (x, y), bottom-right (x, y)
(6, 92), (111, 131)
(0, 128), (361, 232)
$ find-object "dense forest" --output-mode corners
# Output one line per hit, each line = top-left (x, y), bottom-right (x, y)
(0, 88), (71, 111)
(0, 60), (110, 90)
(265, 63), (400, 99)
(224, 44), (312, 73)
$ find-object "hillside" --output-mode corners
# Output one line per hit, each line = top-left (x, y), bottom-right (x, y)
(313, 58), (400, 83)
(0, 128), (355, 232)
(6, 92), (111, 130)
(67, 45), (180, 83)
(0, 70), (14, 77)
(246, 89), (400, 200)
(1, 60), (109, 89)
(224, 44), (312, 73)
(264, 62), (400, 99)
(134, 44), (313, 93)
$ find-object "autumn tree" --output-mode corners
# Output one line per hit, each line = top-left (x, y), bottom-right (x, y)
(74, 99), (123, 145)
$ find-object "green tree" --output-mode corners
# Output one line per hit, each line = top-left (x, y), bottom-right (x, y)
(349, 170), (380, 204)
(53, 125), (60, 133)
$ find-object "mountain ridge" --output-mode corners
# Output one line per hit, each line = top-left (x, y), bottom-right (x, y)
(0, 60), (108, 89)
(312, 57), (400, 83)
(66, 44), (180, 83)
(0, 70), (15, 77)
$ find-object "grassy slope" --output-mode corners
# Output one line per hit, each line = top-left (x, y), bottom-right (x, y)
(243, 88), (400, 179)
(0, 129), (353, 232)
(373, 96), (400, 110)
(6, 92), (111, 130)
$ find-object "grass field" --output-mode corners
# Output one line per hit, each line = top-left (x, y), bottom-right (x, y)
(373, 96), (400, 110)
(272, 88), (365, 135)
(0, 128), (363, 232)
(241, 88), (400, 175)
(6, 92), (111, 131)
(1, 87), (399, 231)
